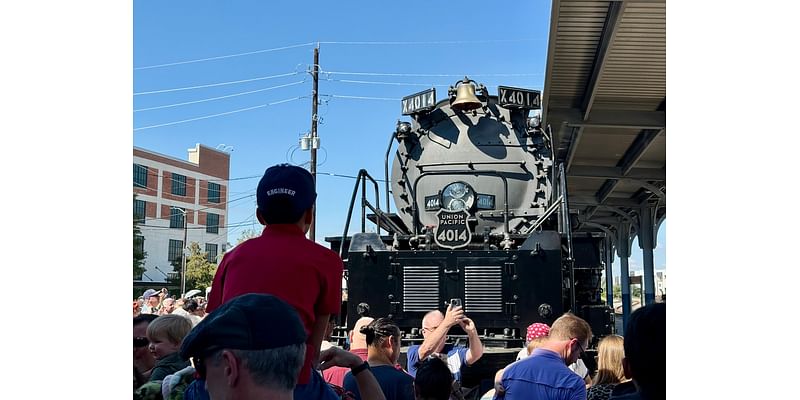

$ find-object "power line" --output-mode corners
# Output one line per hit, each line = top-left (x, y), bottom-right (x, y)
(325, 77), (542, 90)
(318, 39), (543, 45)
(133, 81), (305, 112)
(133, 97), (304, 131)
(318, 171), (388, 183)
(134, 169), (261, 188)
(134, 42), (316, 70)
(134, 72), (300, 96)
(324, 94), (398, 101)
(139, 219), (260, 230)
(135, 193), (255, 224)
(214, 175), (261, 182)
(132, 39), (542, 71)
(321, 70), (543, 78)
(327, 78), (448, 88)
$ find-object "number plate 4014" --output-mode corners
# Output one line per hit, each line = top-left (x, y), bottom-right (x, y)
(434, 209), (471, 249)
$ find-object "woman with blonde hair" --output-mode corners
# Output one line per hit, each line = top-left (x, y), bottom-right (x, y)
(587, 334), (628, 400)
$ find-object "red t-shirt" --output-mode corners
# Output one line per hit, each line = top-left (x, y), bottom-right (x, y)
(206, 224), (343, 384)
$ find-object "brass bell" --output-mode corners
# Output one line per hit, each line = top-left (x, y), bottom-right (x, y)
(451, 77), (482, 111)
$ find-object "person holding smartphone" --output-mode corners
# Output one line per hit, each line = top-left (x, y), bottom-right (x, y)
(405, 300), (484, 383)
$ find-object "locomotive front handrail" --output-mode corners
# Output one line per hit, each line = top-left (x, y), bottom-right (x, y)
(519, 194), (563, 235)
(384, 130), (396, 214)
(340, 169), (383, 259)
(410, 169), (511, 239)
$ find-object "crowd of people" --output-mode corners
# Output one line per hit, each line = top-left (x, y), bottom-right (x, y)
(132, 163), (666, 400)
(133, 288), (208, 326)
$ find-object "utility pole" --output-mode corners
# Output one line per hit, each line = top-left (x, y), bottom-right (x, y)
(180, 208), (188, 297)
(309, 44), (319, 241)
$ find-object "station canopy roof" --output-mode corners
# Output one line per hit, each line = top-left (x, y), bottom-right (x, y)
(541, 0), (666, 238)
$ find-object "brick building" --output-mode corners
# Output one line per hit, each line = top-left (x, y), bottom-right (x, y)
(133, 144), (230, 284)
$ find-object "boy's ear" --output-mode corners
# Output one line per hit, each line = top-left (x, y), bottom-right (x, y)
(304, 207), (314, 226)
(256, 208), (266, 225)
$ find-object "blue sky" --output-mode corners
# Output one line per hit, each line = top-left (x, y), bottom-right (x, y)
(133, 0), (664, 275)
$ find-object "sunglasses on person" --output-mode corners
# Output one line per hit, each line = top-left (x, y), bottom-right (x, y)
(134, 337), (149, 348)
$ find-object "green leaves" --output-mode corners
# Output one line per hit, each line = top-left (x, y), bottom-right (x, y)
(183, 242), (218, 292)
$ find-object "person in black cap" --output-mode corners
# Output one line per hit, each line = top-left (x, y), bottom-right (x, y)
(205, 164), (345, 400)
(182, 293), (386, 400)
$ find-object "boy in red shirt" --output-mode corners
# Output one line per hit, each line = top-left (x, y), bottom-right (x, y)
(207, 164), (343, 400)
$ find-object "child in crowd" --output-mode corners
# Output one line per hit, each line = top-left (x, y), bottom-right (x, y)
(146, 314), (193, 381)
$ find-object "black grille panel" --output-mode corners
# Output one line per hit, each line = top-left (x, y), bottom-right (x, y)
(465, 265), (502, 313)
(403, 265), (439, 312)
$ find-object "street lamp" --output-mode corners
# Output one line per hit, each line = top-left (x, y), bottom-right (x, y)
(171, 206), (189, 297)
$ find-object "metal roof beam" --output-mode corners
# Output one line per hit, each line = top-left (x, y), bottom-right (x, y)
(582, 0), (626, 119)
(594, 205), (635, 223)
(581, 217), (628, 226)
(569, 166), (665, 181)
(596, 179), (619, 204)
(570, 195), (643, 208)
(548, 108), (665, 131)
(595, 128), (663, 203)
(620, 129), (663, 175)
(625, 179), (665, 202)
(564, 126), (584, 172)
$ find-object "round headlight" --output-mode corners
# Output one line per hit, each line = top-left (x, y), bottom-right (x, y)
(442, 182), (475, 211)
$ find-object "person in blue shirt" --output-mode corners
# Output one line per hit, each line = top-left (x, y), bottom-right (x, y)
(343, 318), (414, 400)
(406, 304), (484, 383)
(495, 312), (592, 400)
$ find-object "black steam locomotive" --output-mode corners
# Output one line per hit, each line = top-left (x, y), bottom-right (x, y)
(326, 77), (612, 386)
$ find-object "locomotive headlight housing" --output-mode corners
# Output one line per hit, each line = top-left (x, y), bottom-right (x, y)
(441, 182), (475, 211)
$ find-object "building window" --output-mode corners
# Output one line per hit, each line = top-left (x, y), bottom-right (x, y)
(206, 243), (218, 263)
(208, 182), (221, 203)
(134, 235), (145, 280)
(171, 173), (187, 196)
(134, 199), (146, 223)
(168, 239), (184, 263)
(170, 207), (185, 229)
(134, 164), (148, 188)
(206, 213), (219, 234)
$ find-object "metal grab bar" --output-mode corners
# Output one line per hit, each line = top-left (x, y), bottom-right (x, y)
(520, 195), (563, 235)
(557, 164), (576, 313)
(340, 169), (382, 259)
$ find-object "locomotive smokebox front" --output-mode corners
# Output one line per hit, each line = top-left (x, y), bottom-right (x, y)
(391, 83), (553, 246)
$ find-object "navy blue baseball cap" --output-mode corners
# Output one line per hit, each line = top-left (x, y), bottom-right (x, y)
(256, 164), (316, 222)
(180, 293), (307, 360)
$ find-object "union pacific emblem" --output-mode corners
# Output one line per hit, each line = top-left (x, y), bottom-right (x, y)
(434, 209), (471, 249)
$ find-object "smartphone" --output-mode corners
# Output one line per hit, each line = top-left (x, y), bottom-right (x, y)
(450, 298), (462, 308)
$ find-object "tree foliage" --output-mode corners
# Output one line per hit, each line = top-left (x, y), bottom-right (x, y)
(134, 194), (147, 279)
(236, 228), (260, 245)
(184, 242), (218, 293)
